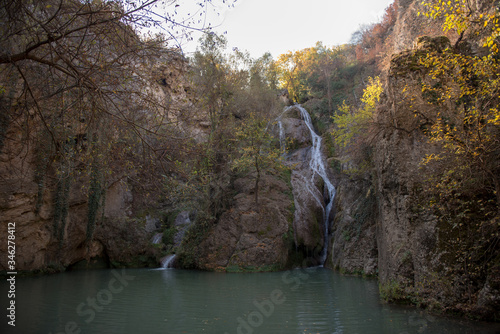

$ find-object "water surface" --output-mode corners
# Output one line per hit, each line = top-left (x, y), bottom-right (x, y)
(1, 267), (499, 333)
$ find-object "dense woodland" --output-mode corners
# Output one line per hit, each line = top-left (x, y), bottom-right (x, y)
(0, 0), (499, 321)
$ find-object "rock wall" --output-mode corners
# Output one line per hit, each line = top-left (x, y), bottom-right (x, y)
(372, 125), (438, 289)
(326, 0), (499, 320)
(0, 54), (195, 273)
(194, 106), (334, 271)
(0, 126), (160, 272)
(328, 175), (378, 276)
(372, 37), (499, 319)
(196, 174), (294, 272)
(280, 106), (332, 260)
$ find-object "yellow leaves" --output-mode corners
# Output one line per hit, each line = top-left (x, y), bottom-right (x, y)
(487, 108), (500, 126)
(409, 34), (499, 190)
(422, 0), (500, 54)
(361, 76), (383, 111)
(332, 77), (383, 149)
(422, 153), (442, 165)
(479, 13), (500, 53)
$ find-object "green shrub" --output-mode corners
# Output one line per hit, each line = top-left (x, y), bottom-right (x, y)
(162, 227), (176, 245)
(379, 280), (407, 302)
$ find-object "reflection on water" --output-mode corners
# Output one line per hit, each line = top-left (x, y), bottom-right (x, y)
(1, 267), (499, 334)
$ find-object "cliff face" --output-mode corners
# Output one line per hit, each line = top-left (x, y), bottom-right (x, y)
(282, 108), (326, 257)
(195, 174), (294, 272)
(373, 36), (499, 319)
(328, 175), (378, 276)
(327, 0), (500, 320)
(0, 128), (156, 271)
(0, 49), (329, 274)
(0, 54), (194, 273)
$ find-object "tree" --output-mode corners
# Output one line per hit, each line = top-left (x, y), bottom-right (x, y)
(331, 76), (383, 175)
(1, 0), (164, 245)
(420, 0), (500, 51)
(276, 50), (312, 103)
(191, 33), (231, 135)
(332, 77), (382, 148)
(251, 52), (279, 91)
(353, 2), (398, 67)
(0, 0), (235, 244)
(417, 0), (500, 211)
(232, 113), (286, 204)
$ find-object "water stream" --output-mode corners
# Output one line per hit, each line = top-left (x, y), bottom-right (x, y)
(284, 105), (336, 264)
(150, 233), (162, 245)
(278, 120), (285, 155)
(160, 254), (177, 269)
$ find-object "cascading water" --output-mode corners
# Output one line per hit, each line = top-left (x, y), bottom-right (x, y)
(285, 105), (336, 265)
(160, 254), (176, 269)
(151, 233), (163, 244)
(278, 120), (285, 155)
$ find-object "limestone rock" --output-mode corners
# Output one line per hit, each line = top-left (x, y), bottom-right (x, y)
(328, 178), (378, 276)
(280, 118), (312, 148)
(196, 174), (293, 271)
(278, 89), (292, 106)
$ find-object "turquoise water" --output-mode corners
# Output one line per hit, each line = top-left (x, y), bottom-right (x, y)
(1, 267), (499, 334)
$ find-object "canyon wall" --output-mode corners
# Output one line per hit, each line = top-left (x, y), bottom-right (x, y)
(328, 0), (499, 320)
(0, 54), (194, 273)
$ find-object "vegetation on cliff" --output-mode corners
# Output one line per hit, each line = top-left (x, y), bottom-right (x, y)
(0, 0), (240, 270)
(329, 0), (499, 320)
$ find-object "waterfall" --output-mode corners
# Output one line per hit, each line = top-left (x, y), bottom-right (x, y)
(286, 105), (336, 265)
(278, 120), (285, 154)
(151, 233), (163, 244)
(160, 254), (176, 269)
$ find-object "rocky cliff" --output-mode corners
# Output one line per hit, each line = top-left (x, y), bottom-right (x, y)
(0, 53), (194, 273)
(328, 174), (378, 276)
(194, 174), (294, 272)
(373, 32), (499, 319)
(0, 126), (160, 272)
(327, 0), (500, 320)
(0, 63), (329, 275)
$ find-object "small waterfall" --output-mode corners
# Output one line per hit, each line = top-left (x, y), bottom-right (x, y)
(278, 120), (285, 154)
(151, 233), (163, 244)
(160, 254), (176, 269)
(286, 105), (336, 265)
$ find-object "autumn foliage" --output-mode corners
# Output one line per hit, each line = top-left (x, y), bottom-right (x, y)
(354, 2), (399, 65)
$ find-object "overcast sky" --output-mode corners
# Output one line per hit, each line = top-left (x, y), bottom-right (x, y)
(169, 0), (395, 58)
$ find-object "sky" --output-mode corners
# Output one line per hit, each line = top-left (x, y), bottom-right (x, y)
(170, 0), (395, 58)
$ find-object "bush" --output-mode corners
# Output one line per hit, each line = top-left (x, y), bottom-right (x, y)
(162, 227), (176, 245)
